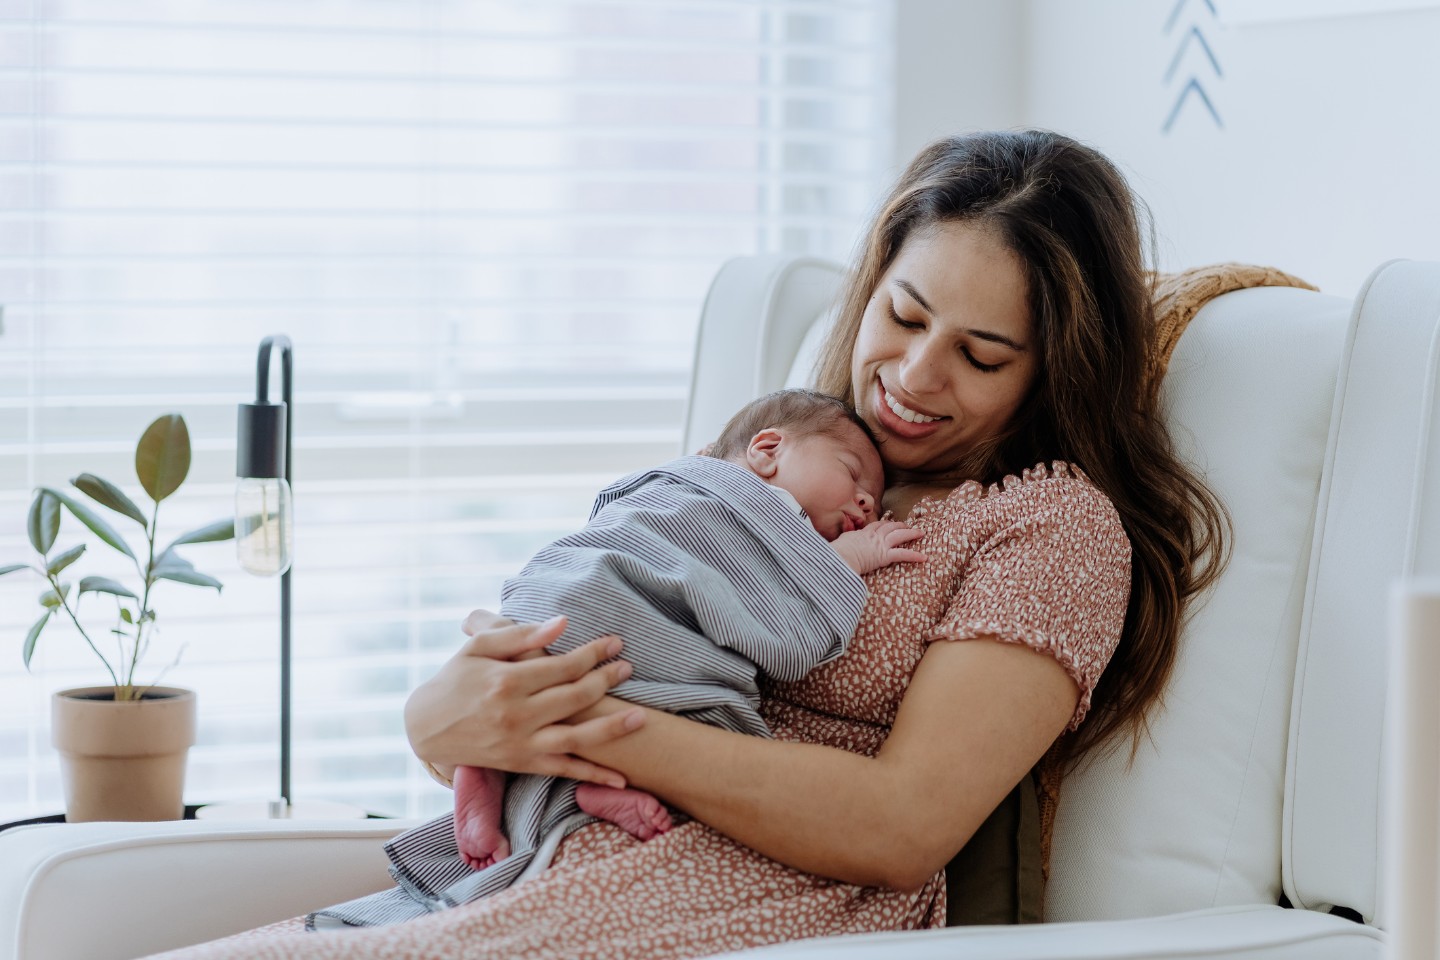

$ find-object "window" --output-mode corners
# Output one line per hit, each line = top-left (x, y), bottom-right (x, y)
(0, 0), (893, 821)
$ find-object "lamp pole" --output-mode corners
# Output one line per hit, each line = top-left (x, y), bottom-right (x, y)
(237, 333), (293, 805)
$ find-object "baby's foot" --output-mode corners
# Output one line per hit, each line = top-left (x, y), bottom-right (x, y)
(453, 765), (511, 870)
(575, 783), (673, 841)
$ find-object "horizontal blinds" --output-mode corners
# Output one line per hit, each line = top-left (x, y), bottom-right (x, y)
(0, 0), (891, 822)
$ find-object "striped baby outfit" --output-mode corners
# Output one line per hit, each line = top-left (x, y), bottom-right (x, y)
(310, 455), (867, 928)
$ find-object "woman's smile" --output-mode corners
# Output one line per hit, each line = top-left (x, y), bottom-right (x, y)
(872, 378), (947, 439)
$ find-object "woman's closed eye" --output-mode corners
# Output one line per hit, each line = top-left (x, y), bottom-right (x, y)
(889, 303), (1004, 374)
(887, 303), (923, 331)
(962, 350), (1003, 374)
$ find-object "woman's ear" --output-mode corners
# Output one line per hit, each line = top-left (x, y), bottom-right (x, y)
(745, 428), (783, 479)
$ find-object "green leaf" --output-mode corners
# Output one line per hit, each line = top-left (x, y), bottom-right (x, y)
(71, 473), (148, 526)
(0, 563), (30, 578)
(27, 490), (60, 555)
(23, 611), (51, 670)
(120, 607), (134, 624)
(154, 567), (223, 591)
(39, 582), (70, 608)
(46, 544), (86, 576)
(78, 576), (139, 600)
(149, 548), (191, 576)
(149, 549), (221, 590)
(39, 487), (137, 562)
(165, 518), (236, 551)
(135, 414), (190, 503)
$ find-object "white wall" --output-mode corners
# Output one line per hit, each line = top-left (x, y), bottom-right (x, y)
(894, 0), (1440, 298)
(891, 0), (1024, 179)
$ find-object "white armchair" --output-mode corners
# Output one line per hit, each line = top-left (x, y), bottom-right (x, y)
(7, 254), (1437, 960)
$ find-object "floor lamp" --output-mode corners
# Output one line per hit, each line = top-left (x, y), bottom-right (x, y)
(198, 335), (362, 820)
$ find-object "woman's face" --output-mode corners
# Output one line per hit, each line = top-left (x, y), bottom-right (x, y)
(850, 220), (1038, 479)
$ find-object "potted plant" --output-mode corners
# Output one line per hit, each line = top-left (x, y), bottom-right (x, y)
(2, 413), (234, 822)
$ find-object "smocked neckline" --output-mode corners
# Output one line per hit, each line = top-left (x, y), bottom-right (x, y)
(893, 460), (1079, 520)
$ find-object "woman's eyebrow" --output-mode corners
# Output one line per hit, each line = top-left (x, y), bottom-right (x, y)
(893, 277), (1027, 351)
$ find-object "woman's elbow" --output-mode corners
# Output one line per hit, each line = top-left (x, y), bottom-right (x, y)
(863, 824), (959, 892)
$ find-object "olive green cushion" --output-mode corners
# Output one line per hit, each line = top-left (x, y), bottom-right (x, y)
(943, 770), (1044, 925)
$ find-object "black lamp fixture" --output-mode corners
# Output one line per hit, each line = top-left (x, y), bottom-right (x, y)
(236, 335), (296, 813)
(198, 335), (361, 820)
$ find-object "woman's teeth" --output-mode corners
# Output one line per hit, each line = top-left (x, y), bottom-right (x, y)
(884, 390), (941, 423)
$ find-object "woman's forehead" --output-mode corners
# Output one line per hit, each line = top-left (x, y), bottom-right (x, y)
(885, 221), (1032, 343)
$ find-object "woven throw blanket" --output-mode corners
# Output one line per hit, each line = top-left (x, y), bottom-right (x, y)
(1035, 261), (1317, 882)
(310, 455), (867, 929)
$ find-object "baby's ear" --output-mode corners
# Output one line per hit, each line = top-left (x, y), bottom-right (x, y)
(745, 428), (783, 478)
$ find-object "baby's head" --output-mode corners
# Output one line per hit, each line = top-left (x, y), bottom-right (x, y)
(710, 389), (884, 541)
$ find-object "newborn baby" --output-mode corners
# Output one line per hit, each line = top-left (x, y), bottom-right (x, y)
(451, 388), (925, 870)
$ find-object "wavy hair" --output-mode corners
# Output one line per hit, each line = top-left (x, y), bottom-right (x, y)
(813, 130), (1230, 770)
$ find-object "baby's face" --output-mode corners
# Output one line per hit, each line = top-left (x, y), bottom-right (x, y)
(765, 424), (884, 541)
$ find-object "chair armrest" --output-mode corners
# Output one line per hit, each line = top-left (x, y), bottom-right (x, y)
(0, 818), (416, 960)
(713, 905), (1384, 960)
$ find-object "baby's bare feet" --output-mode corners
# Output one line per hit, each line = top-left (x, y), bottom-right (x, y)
(575, 783), (673, 841)
(453, 765), (511, 870)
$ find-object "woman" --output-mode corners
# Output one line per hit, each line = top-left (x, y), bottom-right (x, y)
(153, 130), (1227, 959)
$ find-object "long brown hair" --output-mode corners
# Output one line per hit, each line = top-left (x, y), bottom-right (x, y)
(814, 130), (1229, 770)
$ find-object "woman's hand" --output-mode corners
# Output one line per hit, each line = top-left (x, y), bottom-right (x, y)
(403, 612), (645, 788)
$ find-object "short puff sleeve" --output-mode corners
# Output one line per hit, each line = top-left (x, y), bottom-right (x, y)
(928, 467), (1131, 731)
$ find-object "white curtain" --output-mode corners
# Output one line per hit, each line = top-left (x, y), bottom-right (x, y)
(0, 0), (893, 822)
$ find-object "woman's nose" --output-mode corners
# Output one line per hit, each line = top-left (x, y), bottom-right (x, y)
(898, 336), (948, 395)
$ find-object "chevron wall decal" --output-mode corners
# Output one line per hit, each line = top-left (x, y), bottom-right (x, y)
(1163, 0), (1223, 133)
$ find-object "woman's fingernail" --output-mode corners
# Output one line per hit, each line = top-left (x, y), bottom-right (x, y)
(605, 637), (623, 657)
(615, 660), (633, 681)
(545, 615), (565, 627)
(623, 709), (645, 730)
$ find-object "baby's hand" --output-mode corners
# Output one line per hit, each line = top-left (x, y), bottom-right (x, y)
(831, 519), (926, 576)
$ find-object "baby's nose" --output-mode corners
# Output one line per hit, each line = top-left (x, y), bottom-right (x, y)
(856, 491), (874, 519)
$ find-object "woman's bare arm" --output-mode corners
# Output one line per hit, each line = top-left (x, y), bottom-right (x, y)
(576, 636), (1078, 890)
(406, 611), (1077, 890)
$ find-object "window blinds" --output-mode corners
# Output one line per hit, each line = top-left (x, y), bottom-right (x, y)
(0, 0), (892, 821)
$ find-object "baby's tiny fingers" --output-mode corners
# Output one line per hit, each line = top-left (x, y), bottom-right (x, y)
(888, 548), (928, 564)
(885, 526), (924, 545)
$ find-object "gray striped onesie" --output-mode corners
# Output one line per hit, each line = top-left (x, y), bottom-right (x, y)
(311, 455), (868, 929)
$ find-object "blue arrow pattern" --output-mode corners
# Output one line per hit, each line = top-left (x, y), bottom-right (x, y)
(1163, 0), (1222, 133)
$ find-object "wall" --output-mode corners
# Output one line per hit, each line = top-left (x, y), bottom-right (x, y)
(891, 0), (1024, 179)
(894, 0), (1440, 298)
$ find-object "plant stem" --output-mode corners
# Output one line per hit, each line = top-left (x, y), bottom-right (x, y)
(132, 497), (162, 691)
(46, 571), (120, 689)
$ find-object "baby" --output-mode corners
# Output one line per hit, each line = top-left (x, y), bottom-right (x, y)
(307, 389), (928, 928)
(450, 388), (925, 871)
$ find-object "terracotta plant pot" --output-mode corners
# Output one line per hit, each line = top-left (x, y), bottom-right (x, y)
(51, 685), (196, 822)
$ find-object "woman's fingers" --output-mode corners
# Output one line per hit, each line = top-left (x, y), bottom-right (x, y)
(461, 608), (514, 637)
(532, 707), (646, 759)
(526, 658), (632, 722)
(507, 633), (627, 695)
(460, 614), (564, 660)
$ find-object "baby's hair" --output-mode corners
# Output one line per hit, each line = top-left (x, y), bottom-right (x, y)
(708, 388), (876, 461)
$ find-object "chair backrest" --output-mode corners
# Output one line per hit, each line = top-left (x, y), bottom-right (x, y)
(688, 254), (1440, 930)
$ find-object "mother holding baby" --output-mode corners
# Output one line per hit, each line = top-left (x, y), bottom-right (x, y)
(156, 129), (1228, 959)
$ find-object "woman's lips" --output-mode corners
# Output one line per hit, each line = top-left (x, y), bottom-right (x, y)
(872, 379), (945, 439)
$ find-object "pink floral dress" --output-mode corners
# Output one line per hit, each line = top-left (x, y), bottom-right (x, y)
(148, 463), (1130, 960)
